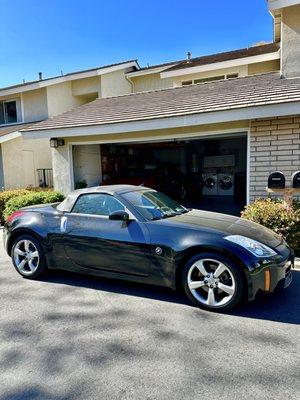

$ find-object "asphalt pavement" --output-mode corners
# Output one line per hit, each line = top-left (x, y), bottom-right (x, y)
(0, 236), (299, 400)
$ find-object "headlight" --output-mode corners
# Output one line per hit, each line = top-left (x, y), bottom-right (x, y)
(224, 235), (277, 257)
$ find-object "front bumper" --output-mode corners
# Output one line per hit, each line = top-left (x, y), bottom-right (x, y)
(247, 250), (294, 301)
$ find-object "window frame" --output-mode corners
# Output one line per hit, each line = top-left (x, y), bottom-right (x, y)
(0, 98), (21, 126)
(181, 73), (239, 86)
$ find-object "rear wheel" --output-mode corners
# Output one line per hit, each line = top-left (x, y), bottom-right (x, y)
(11, 234), (47, 279)
(182, 252), (244, 312)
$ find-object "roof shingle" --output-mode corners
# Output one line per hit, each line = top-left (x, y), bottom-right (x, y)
(0, 122), (41, 138)
(21, 72), (300, 133)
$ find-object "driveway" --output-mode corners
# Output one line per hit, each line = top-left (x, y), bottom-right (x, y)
(0, 237), (299, 400)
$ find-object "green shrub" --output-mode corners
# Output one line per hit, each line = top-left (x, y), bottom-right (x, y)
(241, 198), (300, 255)
(4, 191), (65, 221)
(0, 189), (32, 224)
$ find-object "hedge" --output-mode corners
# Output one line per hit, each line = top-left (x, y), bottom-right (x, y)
(0, 189), (32, 224)
(242, 198), (300, 255)
(3, 191), (65, 221)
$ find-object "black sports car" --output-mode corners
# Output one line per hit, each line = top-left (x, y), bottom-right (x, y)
(3, 185), (294, 312)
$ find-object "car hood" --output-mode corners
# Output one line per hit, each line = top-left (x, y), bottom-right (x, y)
(163, 209), (282, 248)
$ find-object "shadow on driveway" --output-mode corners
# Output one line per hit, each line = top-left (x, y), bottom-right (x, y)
(40, 268), (300, 325)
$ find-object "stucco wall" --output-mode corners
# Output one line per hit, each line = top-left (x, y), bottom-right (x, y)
(46, 82), (85, 117)
(100, 70), (132, 98)
(248, 59), (280, 75)
(71, 77), (101, 97)
(132, 73), (173, 93)
(22, 88), (48, 122)
(52, 145), (73, 195)
(132, 61), (281, 92)
(250, 115), (300, 201)
(281, 4), (300, 77)
(1, 137), (52, 189)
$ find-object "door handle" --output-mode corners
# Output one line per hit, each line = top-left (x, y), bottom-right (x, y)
(60, 216), (68, 233)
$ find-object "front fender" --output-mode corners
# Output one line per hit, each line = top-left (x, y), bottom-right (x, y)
(146, 223), (254, 290)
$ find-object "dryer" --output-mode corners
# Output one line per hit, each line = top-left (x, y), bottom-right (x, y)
(218, 173), (234, 196)
(202, 173), (218, 196)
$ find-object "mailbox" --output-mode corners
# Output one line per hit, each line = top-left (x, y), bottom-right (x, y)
(292, 171), (300, 189)
(268, 171), (285, 189)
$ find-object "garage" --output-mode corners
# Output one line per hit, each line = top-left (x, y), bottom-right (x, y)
(73, 133), (248, 216)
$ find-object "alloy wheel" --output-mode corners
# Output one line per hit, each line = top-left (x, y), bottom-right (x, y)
(187, 258), (236, 307)
(13, 239), (40, 276)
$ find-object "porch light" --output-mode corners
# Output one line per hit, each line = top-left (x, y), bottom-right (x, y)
(50, 138), (65, 148)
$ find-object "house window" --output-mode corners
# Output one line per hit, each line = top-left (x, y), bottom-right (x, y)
(0, 99), (19, 125)
(227, 73), (239, 79)
(181, 73), (239, 86)
(182, 80), (193, 86)
(194, 75), (225, 84)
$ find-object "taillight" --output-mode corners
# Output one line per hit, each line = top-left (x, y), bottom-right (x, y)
(6, 211), (25, 223)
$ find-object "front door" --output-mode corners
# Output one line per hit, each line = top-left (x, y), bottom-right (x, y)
(62, 193), (151, 277)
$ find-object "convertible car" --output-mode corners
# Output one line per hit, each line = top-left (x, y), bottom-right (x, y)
(3, 185), (294, 312)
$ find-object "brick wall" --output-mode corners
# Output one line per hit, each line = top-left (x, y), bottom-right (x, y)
(250, 115), (300, 201)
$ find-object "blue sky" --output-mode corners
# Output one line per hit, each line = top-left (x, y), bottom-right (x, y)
(0, 0), (273, 88)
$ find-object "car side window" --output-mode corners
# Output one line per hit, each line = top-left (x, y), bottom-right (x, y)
(72, 193), (125, 216)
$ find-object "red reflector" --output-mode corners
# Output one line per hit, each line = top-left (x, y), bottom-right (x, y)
(6, 211), (25, 223)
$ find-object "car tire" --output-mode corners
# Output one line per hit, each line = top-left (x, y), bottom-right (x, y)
(11, 234), (47, 279)
(182, 252), (244, 312)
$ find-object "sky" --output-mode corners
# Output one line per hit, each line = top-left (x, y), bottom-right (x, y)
(0, 0), (274, 88)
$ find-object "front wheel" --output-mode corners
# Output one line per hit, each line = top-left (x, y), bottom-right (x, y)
(11, 234), (47, 279)
(182, 252), (244, 312)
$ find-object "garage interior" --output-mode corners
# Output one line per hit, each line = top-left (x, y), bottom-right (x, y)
(73, 134), (247, 216)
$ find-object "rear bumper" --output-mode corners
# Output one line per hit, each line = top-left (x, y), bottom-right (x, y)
(248, 253), (294, 300)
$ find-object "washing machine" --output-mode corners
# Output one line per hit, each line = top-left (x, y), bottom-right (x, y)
(202, 173), (218, 196)
(218, 173), (234, 196)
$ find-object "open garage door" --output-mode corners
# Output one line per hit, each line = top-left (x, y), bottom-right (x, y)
(72, 134), (248, 216)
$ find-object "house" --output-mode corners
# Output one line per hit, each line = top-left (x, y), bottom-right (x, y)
(17, 0), (300, 214)
(0, 60), (139, 189)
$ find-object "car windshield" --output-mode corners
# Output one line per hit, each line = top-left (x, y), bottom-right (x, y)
(122, 190), (188, 220)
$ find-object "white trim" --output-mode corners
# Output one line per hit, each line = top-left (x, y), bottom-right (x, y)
(20, 93), (25, 122)
(268, 0), (300, 10)
(21, 101), (300, 140)
(0, 131), (21, 143)
(0, 61), (139, 97)
(127, 64), (178, 78)
(67, 128), (248, 146)
(160, 52), (280, 79)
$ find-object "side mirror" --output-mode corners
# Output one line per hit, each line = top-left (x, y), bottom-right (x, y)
(109, 210), (130, 221)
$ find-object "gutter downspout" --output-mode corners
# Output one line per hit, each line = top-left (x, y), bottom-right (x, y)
(125, 74), (134, 93)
